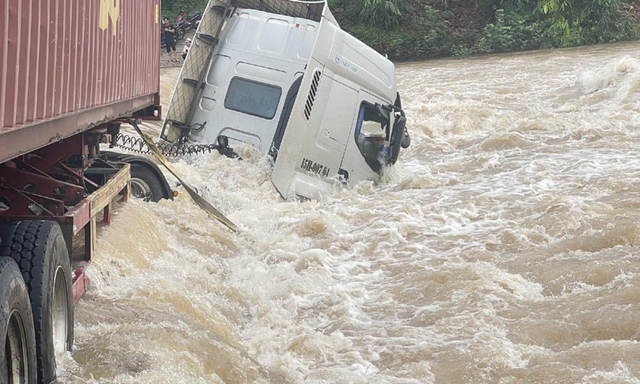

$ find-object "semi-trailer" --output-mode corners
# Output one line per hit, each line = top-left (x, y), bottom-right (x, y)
(0, 1), (171, 382)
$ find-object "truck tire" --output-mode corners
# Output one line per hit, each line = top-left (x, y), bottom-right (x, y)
(0, 257), (37, 383)
(100, 152), (172, 202)
(0, 221), (73, 384)
(130, 163), (167, 202)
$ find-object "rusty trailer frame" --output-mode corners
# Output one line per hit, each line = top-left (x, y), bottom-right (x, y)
(0, 163), (131, 304)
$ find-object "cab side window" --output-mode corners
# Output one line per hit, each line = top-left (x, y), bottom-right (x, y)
(224, 77), (282, 119)
(354, 102), (388, 171)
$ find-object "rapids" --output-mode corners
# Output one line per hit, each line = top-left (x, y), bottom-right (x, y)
(61, 42), (640, 383)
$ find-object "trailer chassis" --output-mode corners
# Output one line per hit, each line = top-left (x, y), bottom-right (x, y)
(0, 125), (139, 304)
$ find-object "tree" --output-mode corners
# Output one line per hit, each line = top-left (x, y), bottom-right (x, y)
(360, 0), (407, 30)
(541, 0), (635, 45)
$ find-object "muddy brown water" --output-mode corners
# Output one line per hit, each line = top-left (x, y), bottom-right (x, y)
(59, 42), (640, 383)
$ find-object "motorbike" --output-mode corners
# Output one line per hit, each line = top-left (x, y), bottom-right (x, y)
(174, 11), (202, 33)
(185, 11), (202, 30)
(175, 10), (186, 23)
(173, 22), (186, 41)
(160, 9), (202, 47)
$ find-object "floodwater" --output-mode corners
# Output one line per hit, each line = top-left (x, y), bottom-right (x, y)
(61, 42), (640, 383)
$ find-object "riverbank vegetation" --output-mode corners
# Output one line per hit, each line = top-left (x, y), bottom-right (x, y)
(163, 0), (640, 61)
(333, 0), (639, 60)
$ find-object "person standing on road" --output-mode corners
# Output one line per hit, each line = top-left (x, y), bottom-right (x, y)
(182, 38), (192, 61)
(163, 18), (178, 62)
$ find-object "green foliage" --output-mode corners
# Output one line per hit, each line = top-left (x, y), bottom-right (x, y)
(415, 5), (453, 55)
(476, 0), (538, 18)
(163, 0), (640, 60)
(359, 0), (408, 30)
(328, 0), (349, 8)
(473, 0), (636, 53)
(350, 25), (411, 59)
(162, 0), (208, 21)
(540, 0), (636, 46)
(476, 8), (544, 53)
(352, 4), (452, 59)
(451, 28), (480, 57)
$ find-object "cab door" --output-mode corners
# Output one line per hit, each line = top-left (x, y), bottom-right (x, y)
(270, 8), (347, 200)
(270, 4), (396, 200)
(271, 67), (359, 199)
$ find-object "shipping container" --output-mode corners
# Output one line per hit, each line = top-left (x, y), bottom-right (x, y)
(0, 0), (162, 164)
(0, 1), (170, 383)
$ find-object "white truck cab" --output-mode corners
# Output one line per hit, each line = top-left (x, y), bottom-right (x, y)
(161, 0), (410, 200)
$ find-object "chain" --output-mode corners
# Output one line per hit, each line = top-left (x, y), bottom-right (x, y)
(112, 133), (240, 159)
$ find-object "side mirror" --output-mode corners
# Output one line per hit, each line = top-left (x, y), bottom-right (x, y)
(388, 115), (407, 165)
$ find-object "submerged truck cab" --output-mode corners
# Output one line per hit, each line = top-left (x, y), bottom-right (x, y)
(161, 0), (410, 200)
(188, 9), (318, 153)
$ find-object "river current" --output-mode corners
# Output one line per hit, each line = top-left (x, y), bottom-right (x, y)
(61, 42), (640, 383)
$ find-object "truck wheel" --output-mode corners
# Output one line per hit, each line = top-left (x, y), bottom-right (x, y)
(0, 221), (73, 384)
(0, 257), (37, 383)
(100, 151), (172, 202)
(130, 163), (167, 202)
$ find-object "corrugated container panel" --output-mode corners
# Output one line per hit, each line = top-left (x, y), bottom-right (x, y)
(0, 0), (161, 132)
